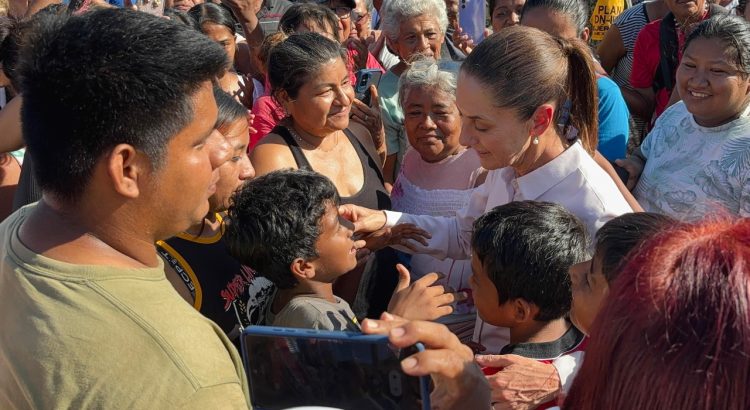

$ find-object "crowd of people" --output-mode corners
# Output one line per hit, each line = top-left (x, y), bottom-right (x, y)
(0, 0), (748, 407)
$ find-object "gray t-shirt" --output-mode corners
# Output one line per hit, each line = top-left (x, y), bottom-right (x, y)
(266, 295), (360, 331)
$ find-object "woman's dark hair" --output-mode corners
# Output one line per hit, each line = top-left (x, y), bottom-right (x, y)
(684, 14), (750, 76)
(165, 8), (200, 30)
(461, 25), (598, 154)
(187, 2), (236, 36)
(20, 9), (227, 202)
(268, 32), (347, 99)
(521, 0), (588, 35)
(213, 85), (247, 131)
(565, 218), (750, 409)
(278, 3), (340, 40)
(225, 169), (340, 289)
(594, 212), (676, 283)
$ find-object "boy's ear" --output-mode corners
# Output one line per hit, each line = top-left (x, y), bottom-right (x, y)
(512, 298), (536, 323)
(290, 258), (316, 281)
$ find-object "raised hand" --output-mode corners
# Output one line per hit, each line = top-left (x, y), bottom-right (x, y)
(387, 264), (467, 321)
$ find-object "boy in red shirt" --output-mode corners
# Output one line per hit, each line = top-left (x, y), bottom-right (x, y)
(469, 201), (588, 409)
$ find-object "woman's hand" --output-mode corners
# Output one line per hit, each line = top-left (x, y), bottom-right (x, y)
(474, 354), (561, 410)
(339, 204), (387, 232)
(361, 313), (491, 409)
(351, 85), (386, 155)
(614, 155), (645, 191)
(359, 224), (430, 252)
(452, 27), (491, 55)
(387, 264), (466, 321)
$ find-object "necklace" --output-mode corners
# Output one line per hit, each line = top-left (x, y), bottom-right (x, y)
(288, 125), (340, 153)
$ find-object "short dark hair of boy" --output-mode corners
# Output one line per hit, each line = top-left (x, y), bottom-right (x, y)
(225, 169), (340, 289)
(471, 201), (588, 321)
(595, 212), (676, 283)
(19, 9), (227, 202)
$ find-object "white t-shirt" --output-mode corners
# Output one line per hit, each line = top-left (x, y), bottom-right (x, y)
(634, 101), (750, 220)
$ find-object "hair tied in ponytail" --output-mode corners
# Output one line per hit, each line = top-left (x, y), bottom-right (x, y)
(556, 98), (579, 142)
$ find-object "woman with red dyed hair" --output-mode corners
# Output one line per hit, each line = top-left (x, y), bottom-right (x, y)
(565, 218), (750, 409)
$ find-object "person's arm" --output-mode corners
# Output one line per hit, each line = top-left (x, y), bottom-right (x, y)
(222, 0), (264, 48)
(341, 170), (496, 260)
(361, 314), (491, 409)
(0, 95), (25, 153)
(614, 146), (647, 191)
(596, 24), (626, 74)
(594, 151), (643, 211)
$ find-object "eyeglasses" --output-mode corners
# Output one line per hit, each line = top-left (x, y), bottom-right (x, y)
(330, 6), (352, 19)
(352, 10), (369, 22)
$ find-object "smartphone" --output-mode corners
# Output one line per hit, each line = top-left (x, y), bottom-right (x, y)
(241, 326), (431, 410)
(355, 69), (383, 106)
(459, 0), (486, 45)
(613, 162), (630, 184)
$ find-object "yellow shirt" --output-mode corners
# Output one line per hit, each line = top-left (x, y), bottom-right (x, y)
(0, 205), (251, 409)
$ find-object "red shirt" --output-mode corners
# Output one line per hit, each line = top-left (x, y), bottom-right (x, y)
(629, 12), (711, 127)
(249, 96), (286, 150)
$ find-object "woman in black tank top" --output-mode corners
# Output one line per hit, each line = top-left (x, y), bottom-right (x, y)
(250, 33), (397, 318)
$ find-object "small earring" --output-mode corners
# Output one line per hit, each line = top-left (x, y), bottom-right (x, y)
(533, 136), (539, 145)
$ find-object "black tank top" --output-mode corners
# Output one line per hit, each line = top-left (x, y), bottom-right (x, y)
(273, 125), (391, 210)
(156, 214), (275, 345)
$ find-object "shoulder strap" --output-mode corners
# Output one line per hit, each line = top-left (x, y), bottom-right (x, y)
(343, 128), (386, 185)
(271, 124), (313, 171)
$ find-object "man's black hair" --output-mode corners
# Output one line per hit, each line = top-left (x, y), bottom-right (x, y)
(471, 201), (588, 321)
(224, 169), (340, 289)
(19, 9), (227, 202)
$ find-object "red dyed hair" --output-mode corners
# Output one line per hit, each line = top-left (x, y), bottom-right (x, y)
(564, 218), (750, 410)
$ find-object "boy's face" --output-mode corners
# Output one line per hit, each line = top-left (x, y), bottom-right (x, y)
(311, 202), (359, 281)
(569, 255), (609, 336)
(469, 253), (517, 327)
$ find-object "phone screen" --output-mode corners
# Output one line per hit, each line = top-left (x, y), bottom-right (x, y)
(459, 0), (486, 44)
(242, 330), (422, 410)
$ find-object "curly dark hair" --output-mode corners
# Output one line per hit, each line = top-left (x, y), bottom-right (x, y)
(224, 169), (340, 289)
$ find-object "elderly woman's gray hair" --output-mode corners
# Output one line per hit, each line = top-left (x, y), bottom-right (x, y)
(398, 59), (457, 108)
(381, 0), (449, 42)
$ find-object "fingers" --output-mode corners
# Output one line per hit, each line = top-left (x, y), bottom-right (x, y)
(338, 204), (358, 222)
(394, 263), (412, 292)
(369, 85), (380, 109)
(474, 354), (525, 368)
(387, 320), (468, 352)
(399, 348), (470, 379)
(413, 271), (442, 287)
